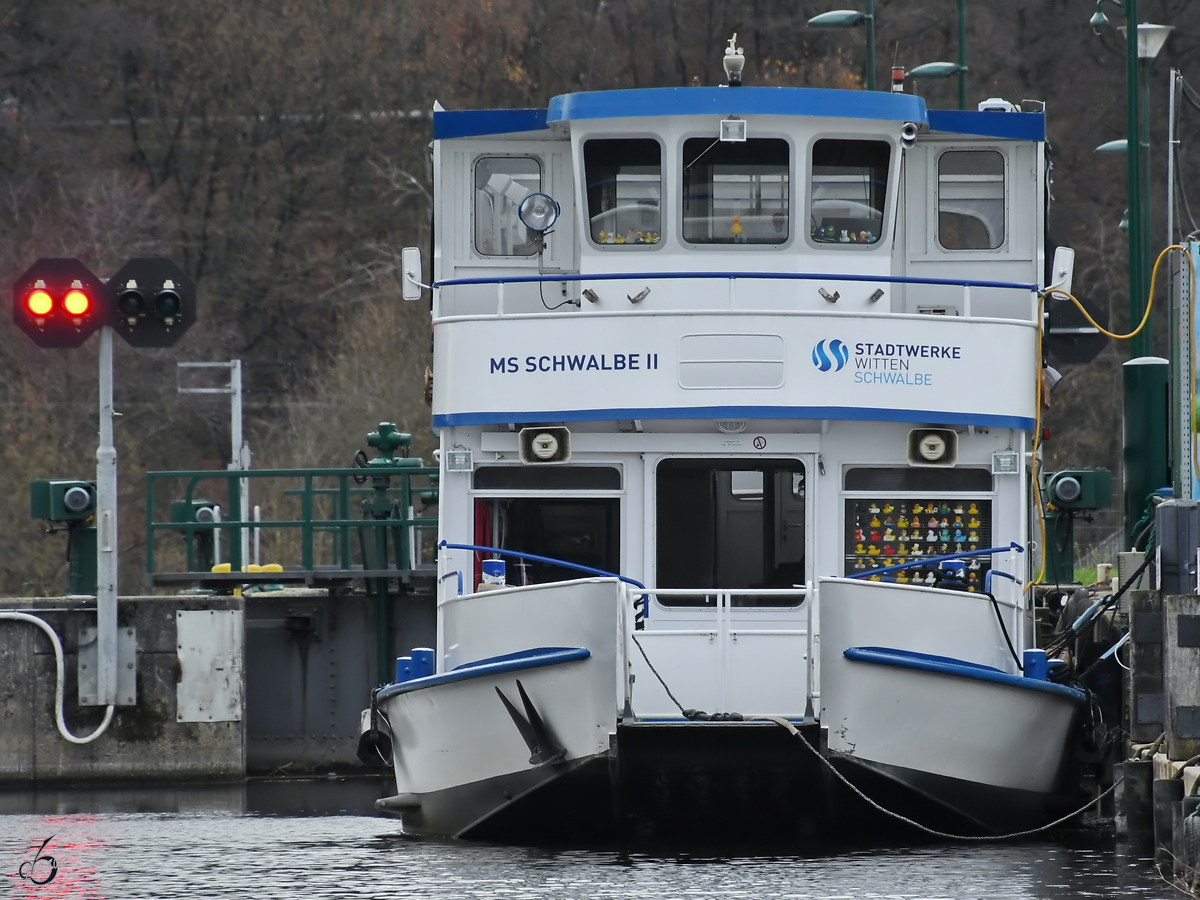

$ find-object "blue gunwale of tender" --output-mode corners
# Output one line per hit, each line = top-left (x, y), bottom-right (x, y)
(843, 646), (1086, 702)
(377, 646), (590, 700)
(433, 406), (1036, 432)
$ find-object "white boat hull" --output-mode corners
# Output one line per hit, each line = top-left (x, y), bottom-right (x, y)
(378, 579), (622, 837)
(819, 577), (1085, 830)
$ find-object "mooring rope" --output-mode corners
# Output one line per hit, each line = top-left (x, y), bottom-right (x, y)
(751, 715), (1121, 842)
(630, 632), (1118, 840)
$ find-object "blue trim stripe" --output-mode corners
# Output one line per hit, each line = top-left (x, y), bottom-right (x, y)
(843, 646), (1086, 702)
(548, 87), (927, 125)
(377, 647), (590, 700)
(927, 110), (1045, 142)
(432, 405), (1035, 431)
(433, 108), (548, 140)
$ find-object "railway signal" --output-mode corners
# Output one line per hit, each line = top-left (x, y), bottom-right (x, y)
(12, 254), (196, 707)
(108, 257), (196, 348)
(12, 258), (107, 348)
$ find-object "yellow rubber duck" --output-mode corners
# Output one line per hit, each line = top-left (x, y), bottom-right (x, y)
(731, 215), (743, 236)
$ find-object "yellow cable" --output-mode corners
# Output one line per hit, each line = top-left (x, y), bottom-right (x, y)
(1028, 244), (1194, 594)
(1042, 244), (1190, 340)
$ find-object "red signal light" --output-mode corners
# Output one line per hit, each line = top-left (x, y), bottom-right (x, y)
(63, 289), (90, 316)
(26, 289), (53, 316)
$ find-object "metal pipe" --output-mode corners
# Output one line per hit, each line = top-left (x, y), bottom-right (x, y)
(0, 612), (114, 743)
(95, 325), (118, 706)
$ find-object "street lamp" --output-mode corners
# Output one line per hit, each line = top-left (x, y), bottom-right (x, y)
(908, 0), (968, 109)
(1090, 0), (1174, 542)
(807, 1), (876, 91)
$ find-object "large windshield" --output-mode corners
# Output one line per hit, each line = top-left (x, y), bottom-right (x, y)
(682, 137), (789, 245)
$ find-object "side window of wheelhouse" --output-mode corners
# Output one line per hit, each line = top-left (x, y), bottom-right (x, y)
(682, 138), (789, 244)
(810, 139), (890, 244)
(937, 150), (1006, 250)
(584, 138), (662, 245)
(474, 157), (542, 257)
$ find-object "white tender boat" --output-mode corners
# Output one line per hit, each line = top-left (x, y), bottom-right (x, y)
(369, 46), (1088, 841)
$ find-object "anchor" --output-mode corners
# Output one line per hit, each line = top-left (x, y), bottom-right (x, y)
(495, 680), (566, 767)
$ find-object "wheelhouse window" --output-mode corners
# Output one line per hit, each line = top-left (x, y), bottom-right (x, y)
(474, 157), (541, 257)
(682, 138), (789, 244)
(656, 459), (805, 605)
(810, 139), (890, 245)
(938, 150), (1005, 250)
(584, 138), (661, 245)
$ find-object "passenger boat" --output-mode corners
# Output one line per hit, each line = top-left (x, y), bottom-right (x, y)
(368, 42), (1089, 841)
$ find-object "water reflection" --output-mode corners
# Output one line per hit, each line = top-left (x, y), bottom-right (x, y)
(0, 784), (1178, 900)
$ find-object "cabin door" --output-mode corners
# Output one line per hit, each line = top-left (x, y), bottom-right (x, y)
(630, 456), (813, 718)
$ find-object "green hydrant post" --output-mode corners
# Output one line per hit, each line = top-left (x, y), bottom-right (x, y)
(1123, 358), (1171, 544)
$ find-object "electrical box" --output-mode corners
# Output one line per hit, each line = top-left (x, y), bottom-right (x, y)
(1044, 469), (1112, 510)
(1157, 499), (1200, 595)
(30, 479), (96, 521)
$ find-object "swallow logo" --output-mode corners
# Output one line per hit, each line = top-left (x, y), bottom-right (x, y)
(812, 339), (849, 373)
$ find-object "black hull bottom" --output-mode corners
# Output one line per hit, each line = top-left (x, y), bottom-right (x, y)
(386, 723), (1090, 845)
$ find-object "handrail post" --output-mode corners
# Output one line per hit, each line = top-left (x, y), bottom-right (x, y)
(399, 471), (412, 570)
(962, 283), (972, 317)
(228, 473), (243, 572)
(339, 474), (351, 570)
(497, 281), (505, 317)
(146, 473), (155, 580)
(302, 474), (314, 571)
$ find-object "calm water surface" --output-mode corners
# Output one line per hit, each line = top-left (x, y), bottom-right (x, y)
(0, 783), (1177, 900)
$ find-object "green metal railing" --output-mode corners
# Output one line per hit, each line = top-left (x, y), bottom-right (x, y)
(146, 466), (438, 579)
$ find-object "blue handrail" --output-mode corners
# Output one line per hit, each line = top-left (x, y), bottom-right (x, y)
(435, 269), (1039, 293)
(438, 540), (647, 591)
(847, 542), (1024, 580)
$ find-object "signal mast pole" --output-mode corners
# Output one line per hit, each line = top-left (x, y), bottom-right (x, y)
(96, 324), (118, 705)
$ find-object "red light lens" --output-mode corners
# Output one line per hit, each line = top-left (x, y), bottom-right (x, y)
(26, 289), (53, 316)
(63, 289), (90, 316)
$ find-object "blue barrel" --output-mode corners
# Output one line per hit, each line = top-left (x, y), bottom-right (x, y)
(395, 656), (413, 683)
(412, 647), (435, 679)
(1023, 649), (1049, 680)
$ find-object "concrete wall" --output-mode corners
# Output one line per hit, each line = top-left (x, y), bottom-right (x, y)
(0, 587), (436, 784)
(0, 596), (244, 784)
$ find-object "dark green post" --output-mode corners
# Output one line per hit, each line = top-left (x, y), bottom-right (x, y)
(360, 422), (416, 685)
(1123, 358), (1170, 545)
(957, 0), (967, 110)
(865, 0), (876, 91)
(69, 525), (98, 595)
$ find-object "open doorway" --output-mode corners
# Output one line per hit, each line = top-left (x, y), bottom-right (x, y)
(656, 458), (806, 600)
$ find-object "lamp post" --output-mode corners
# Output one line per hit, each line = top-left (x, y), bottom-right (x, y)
(1090, 1), (1173, 542)
(807, 0), (876, 91)
(908, 0), (968, 110)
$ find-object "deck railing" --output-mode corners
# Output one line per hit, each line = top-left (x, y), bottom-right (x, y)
(146, 466), (437, 586)
(433, 269), (1041, 321)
